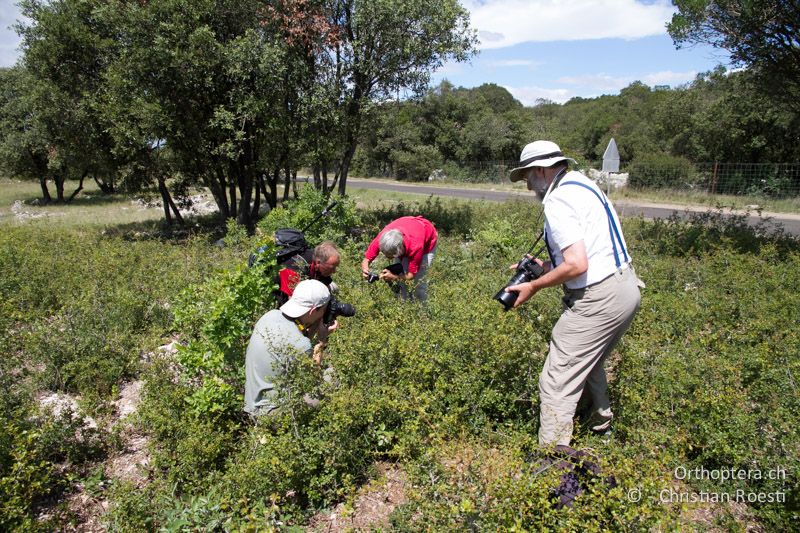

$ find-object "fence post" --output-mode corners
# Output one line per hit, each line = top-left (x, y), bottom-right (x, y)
(710, 161), (719, 194)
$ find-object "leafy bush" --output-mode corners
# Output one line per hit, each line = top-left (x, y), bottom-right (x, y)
(628, 152), (697, 190)
(361, 195), (475, 239)
(0, 409), (106, 530)
(392, 439), (677, 531)
(256, 184), (362, 245)
(391, 145), (444, 181)
(0, 223), (241, 528)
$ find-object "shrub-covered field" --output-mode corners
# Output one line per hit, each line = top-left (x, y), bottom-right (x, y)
(1, 183), (798, 531)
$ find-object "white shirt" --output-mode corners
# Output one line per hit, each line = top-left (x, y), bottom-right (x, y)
(543, 170), (631, 289)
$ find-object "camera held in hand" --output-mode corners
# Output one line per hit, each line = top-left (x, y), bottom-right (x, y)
(365, 262), (404, 284)
(323, 297), (356, 324)
(494, 255), (545, 311)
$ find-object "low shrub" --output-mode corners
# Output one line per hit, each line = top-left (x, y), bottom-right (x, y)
(628, 152), (697, 190)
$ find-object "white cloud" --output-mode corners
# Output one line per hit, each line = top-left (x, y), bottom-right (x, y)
(504, 85), (575, 105)
(641, 69), (698, 86)
(557, 73), (629, 92)
(558, 69), (698, 92)
(488, 59), (541, 68)
(506, 67), (699, 104)
(463, 0), (675, 50)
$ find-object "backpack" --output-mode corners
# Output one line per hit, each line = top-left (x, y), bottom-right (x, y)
(248, 228), (309, 267)
(248, 228), (314, 307)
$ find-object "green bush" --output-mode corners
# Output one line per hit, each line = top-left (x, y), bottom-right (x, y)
(256, 184), (362, 245)
(628, 152), (697, 190)
(0, 223), (241, 529)
(0, 409), (106, 530)
(392, 439), (677, 531)
(391, 145), (444, 181)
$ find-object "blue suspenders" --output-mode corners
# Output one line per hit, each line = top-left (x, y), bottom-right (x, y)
(544, 180), (629, 268)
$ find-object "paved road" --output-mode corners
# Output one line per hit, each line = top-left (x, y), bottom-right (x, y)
(346, 177), (800, 237)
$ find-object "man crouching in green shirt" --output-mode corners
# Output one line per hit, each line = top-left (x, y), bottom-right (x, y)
(244, 279), (337, 417)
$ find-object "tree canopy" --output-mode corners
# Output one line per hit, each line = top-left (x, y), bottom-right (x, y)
(2, 0), (476, 225)
(668, 0), (800, 111)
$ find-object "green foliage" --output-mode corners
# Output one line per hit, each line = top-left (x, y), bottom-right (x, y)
(257, 185), (362, 244)
(172, 255), (277, 419)
(0, 410), (106, 530)
(668, 0), (800, 112)
(5, 194), (800, 529)
(361, 195), (475, 239)
(628, 152), (698, 190)
(0, 226), (235, 411)
(392, 439), (677, 531)
(0, 221), (240, 529)
(130, 199), (800, 530)
(392, 144), (444, 181)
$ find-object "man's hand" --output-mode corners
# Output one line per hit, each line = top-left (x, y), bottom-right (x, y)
(505, 281), (538, 308)
(315, 319), (338, 342)
(379, 268), (398, 281)
(509, 256), (551, 272)
(312, 342), (326, 365)
(360, 258), (372, 279)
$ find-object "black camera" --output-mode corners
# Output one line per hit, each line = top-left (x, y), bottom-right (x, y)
(366, 262), (404, 284)
(323, 297), (356, 324)
(494, 255), (545, 311)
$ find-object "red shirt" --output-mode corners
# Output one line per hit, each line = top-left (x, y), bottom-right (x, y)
(365, 216), (437, 275)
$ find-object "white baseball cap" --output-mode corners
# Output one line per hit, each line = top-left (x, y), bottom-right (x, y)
(280, 279), (330, 318)
(509, 140), (577, 182)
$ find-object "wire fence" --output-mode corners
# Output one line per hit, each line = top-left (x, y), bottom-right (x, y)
(391, 161), (800, 199)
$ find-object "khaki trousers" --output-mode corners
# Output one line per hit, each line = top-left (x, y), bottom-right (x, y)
(538, 267), (642, 446)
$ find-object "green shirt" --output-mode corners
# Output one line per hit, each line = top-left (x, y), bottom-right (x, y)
(244, 309), (311, 415)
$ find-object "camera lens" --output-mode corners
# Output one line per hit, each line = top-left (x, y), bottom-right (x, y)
(493, 271), (531, 311)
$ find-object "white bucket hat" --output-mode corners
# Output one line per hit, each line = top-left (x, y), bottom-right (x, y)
(509, 140), (577, 182)
(280, 279), (330, 318)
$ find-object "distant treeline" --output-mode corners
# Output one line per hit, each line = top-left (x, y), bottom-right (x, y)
(352, 70), (800, 195)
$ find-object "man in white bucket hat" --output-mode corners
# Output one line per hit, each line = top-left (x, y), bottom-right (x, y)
(504, 140), (644, 447)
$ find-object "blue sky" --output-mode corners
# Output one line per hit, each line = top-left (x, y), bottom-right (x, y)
(436, 0), (731, 104)
(0, 0), (730, 105)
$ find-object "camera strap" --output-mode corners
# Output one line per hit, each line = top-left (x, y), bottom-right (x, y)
(526, 231), (546, 259)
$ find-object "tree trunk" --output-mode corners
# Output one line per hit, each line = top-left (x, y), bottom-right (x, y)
(39, 176), (52, 204)
(292, 169), (299, 199)
(258, 172), (272, 208)
(236, 165), (253, 229)
(93, 175), (115, 194)
(313, 165), (322, 190)
(66, 171), (87, 203)
(337, 141), (357, 196)
(250, 173), (262, 222)
(158, 176), (184, 225)
(282, 164), (291, 202)
(228, 169), (237, 218)
(268, 168), (279, 208)
(55, 175), (66, 203)
(204, 166), (228, 218)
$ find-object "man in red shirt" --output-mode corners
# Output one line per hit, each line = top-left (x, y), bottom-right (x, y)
(360, 216), (438, 302)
